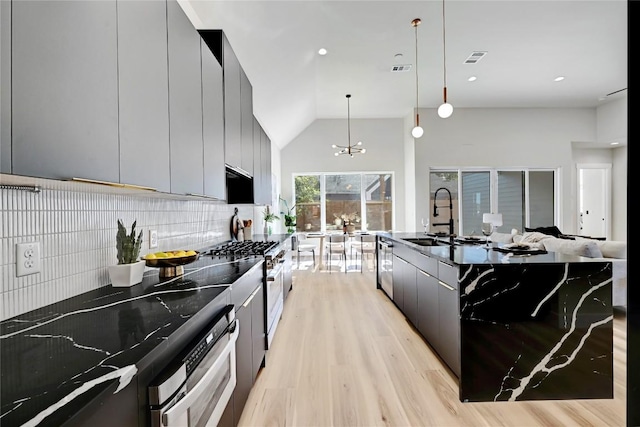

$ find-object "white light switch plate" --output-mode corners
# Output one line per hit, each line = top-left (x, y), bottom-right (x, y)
(149, 230), (158, 249)
(16, 242), (41, 277)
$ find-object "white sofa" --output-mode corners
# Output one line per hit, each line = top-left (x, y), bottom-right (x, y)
(491, 231), (627, 307)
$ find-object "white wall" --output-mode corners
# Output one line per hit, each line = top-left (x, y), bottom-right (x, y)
(280, 118), (405, 231)
(280, 106), (626, 242)
(597, 96), (627, 144)
(412, 107), (597, 235)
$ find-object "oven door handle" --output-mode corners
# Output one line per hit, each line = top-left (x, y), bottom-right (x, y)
(162, 321), (240, 426)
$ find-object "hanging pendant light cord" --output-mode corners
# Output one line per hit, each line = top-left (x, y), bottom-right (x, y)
(414, 21), (420, 117)
(442, 0), (447, 97)
(347, 95), (351, 153)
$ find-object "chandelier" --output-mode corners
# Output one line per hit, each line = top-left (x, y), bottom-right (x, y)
(332, 94), (366, 157)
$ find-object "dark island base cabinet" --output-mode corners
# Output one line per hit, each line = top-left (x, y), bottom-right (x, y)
(392, 255), (405, 312)
(223, 264), (265, 427)
(391, 243), (461, 378)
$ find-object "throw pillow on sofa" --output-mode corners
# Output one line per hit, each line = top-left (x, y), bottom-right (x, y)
(489, 231), (515, 243)
(574, 237), (627, 259)
(513, 231), (553, 249)
(524, 225), (563, 237)
(542, 238), (604, 258)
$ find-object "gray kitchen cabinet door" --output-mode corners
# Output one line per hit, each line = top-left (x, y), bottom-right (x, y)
(117, 0), (170, 192)
(201, 40), (226, 200)
(417, 269), (439, 346)
(12, 0), (119, 181)
(167, 0), (203, 195)
(223, 37), (242, 171)
(252, 118), (263, 204)
(262, 132), (272, 203)
(392, 255), (405, 312)
(438, 280), (460, 377)
(240, 69), (254, 176)
(1, 0), (11, 173)
(234, 303), (253, 425)
(403, 262), (418, 327)
(250, 284), (265, 383)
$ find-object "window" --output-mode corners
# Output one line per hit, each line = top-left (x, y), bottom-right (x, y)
(293, 172), (393, 232)
(429, 168), (557, 235)
(294, 175), (321, 232)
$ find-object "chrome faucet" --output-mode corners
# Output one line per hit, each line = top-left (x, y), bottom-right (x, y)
(433, 187), (455, 237)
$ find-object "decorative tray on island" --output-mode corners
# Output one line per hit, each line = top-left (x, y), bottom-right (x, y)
(493, 244), (547, 255)
(455, 236), (485, 244)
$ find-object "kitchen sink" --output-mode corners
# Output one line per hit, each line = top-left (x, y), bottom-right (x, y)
(401, 238), (451, 247)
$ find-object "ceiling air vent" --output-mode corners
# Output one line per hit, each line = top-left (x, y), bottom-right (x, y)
(464, 51), (487, 64)
(391, 64), (412, 72)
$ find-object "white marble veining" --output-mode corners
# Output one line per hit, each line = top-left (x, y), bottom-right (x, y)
(495, 277), (613, 401)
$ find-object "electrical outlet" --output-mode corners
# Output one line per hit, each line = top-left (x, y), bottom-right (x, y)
(149, 229), (158, 249)
(16, 242), (41, 277)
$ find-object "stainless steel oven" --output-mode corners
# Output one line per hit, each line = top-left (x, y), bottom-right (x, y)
(149, 305), (239, 427)
(264, 248), (285, 349)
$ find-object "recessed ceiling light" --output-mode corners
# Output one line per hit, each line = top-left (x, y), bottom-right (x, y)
(318, 48), (327, 56)
(468, 76), (477, 82)
(554, 76), (565, 82)
(394, 53), (403, 59)
(610, 142), (620, 146)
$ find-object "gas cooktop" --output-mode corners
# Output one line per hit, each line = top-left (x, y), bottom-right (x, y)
(209, 240), (278, 257)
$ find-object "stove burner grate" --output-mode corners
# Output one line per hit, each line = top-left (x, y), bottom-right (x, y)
(209, 240), (278, 257)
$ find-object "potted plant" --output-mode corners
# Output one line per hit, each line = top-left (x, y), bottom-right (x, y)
(262, 206), (279, 235)
(279, 197), (296, 233)
(108, 219), (145, 287)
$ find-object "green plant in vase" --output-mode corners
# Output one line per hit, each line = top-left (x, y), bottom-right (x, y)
(109, 219), (145, 287)
(116, 219), (143, 264)
(279, 196), (296, 233)
(263, 206), (280, 235)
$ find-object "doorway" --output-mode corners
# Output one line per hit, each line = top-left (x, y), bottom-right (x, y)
(577, 163), (611, 239)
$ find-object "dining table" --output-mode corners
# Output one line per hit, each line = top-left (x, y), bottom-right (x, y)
(302, 231), (372, 270)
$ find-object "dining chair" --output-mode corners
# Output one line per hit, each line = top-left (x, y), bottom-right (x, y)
(324, 234), (347, 274)
(350, 234), (376, 273)
(293, 233), (316, 267)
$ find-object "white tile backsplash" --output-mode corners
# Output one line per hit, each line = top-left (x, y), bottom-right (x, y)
(0, 174), (259, 320)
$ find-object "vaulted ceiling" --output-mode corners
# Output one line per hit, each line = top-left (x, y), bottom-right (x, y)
(184, 0), (627, 149)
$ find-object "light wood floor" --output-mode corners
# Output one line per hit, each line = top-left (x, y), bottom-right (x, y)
(239, 257), (626, 427)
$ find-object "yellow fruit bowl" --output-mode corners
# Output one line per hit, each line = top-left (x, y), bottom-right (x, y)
(143, 250), (200, 268)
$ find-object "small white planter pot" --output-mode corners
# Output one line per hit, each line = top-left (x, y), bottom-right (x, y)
(108, 260), (146, 287)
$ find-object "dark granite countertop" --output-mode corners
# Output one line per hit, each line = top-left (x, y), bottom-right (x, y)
(377, 231), (606, 265)
(0, 251), (265, 427)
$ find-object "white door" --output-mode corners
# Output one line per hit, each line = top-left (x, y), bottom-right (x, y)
(577, 164), (610, 238)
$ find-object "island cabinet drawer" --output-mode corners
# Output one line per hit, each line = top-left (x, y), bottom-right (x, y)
(393, 242), (414, 263)
(438, 261), (458, 290)
(415, 252), (438, 276)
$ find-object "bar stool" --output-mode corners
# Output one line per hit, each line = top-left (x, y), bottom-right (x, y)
(325, 234), (347, 274)
(294, 233), (316, 267)
(351, 234), (376, 273)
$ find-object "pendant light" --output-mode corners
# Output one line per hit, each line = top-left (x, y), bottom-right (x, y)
(411, 18), (424, 138)
(332, 94), (366, 157)
(437, 0), (454, 118)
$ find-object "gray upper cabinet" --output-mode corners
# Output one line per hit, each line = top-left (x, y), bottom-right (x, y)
(240, 69), (254, 175)
(1, 0), (11, 173)
(223, 36), (242, 171)
(201, 40), (226, 200)
(117, 0), (170, 192)
(11, 0), (119, 181)
(167, 0), (203, 195)
(253, 117), (263, 203)
(261, 128), (272, 204)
